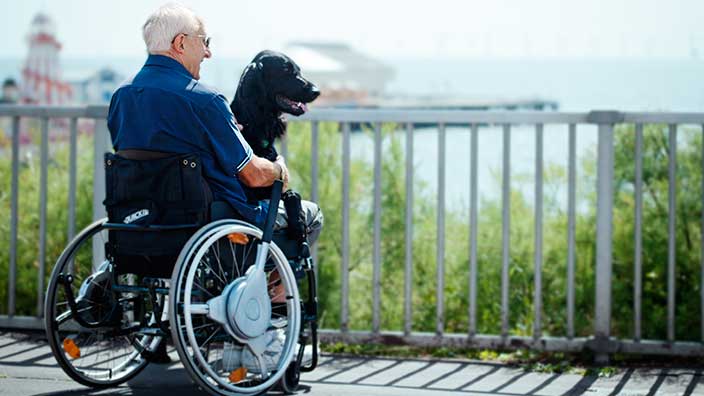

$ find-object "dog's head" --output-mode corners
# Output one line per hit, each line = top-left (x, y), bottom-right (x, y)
(235, 50), (320, 116)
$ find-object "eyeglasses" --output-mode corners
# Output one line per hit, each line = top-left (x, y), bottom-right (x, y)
(172, 33), (211, 49)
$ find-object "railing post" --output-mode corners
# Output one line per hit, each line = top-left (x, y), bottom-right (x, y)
(341, 122), (350, 333)
(8, 116), (20, 317)
(587, 110), (623, 364)
(37, 117), (49, 317)
(92, 117), (110, 269)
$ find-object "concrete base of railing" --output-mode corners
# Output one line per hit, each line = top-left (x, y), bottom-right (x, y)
(2, 316), (702, 358)
(318, 329), (704, 358)
(0, 316), (44, 331)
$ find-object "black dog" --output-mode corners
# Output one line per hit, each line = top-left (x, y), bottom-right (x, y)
(231, 50), (320, 241)
(231, 50), (319, 170)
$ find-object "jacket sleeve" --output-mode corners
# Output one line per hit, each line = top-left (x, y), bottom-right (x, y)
(199, 94), (253, 176)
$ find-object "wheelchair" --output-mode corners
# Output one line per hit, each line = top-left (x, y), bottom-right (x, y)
(44, 152), (319, 395)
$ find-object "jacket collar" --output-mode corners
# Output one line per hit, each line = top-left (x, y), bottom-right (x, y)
(144, 54), (194, 79)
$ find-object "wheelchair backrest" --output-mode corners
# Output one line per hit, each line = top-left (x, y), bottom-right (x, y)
(104, 152), (212, 276)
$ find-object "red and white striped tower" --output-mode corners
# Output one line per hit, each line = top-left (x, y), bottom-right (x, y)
(21, 13), (72, 104)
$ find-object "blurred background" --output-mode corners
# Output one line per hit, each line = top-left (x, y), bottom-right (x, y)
(1, 0), (703, 111)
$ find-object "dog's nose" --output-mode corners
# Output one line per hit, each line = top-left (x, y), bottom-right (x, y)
(310, 84), (320, 99)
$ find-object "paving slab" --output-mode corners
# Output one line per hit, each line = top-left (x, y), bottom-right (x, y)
(1, 331), (702, 396)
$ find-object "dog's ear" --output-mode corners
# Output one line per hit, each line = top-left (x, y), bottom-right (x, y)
(238, 62), (266, 100)
(253, 62), (266, 97)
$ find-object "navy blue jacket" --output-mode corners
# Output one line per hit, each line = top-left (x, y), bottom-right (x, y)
(108, 55), (265, 224)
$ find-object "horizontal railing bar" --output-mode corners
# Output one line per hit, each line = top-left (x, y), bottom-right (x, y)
(318, 330), (704, 356)
(3, 105), (704, 125)
(623, 113), (704, 124)
(0, 316), (45, 330)
(319, 329), (704, 356)
(319, 329), (588, 351)
(0, 105), (108, 118)
(299, 109), (589, 124)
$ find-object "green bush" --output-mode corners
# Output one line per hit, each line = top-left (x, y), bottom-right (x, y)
(0, 124), (94, 316)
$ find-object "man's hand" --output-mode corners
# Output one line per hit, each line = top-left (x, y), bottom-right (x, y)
(238, 154), (289, 189)
(275, 155), (289, 191)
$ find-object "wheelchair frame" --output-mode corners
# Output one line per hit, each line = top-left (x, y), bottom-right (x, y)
(44, 180), (319, 395)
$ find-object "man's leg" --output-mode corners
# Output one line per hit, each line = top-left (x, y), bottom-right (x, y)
(274, 199), (324, 246)
(270, 199), (323, 303)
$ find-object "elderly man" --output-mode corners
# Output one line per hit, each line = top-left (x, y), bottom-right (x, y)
(108, 3), (322, 239)
(107, 3), (322, 365)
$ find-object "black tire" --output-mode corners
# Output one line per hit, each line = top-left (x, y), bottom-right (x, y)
(279, 361), (301, 394)
(44, 219), (159, 388)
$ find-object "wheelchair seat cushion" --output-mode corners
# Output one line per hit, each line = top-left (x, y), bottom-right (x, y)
(104, 152), (212, 260)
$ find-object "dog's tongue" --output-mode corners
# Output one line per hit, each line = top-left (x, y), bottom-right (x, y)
(300, 103), (308, 113)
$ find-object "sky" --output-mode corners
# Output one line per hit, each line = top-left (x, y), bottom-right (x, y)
(2, 0), (703, 60)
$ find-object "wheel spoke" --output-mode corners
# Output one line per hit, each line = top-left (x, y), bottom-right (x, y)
(192, 282), (214, 298)
(199, 255), (226, 286)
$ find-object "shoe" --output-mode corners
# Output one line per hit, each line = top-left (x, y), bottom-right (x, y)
(242, 329), (285, 373)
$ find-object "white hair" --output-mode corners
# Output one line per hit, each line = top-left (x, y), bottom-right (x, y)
(142, 3), (204, 54)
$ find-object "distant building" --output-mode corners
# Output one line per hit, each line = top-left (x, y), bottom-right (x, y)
(70, 67), (123, 104)
(21, 13), (72, 104)
(0, 78), (19, 104)
(283, 42), (395, 106)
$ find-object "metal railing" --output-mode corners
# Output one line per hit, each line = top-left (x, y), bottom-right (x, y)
(1, 105), (704, 361)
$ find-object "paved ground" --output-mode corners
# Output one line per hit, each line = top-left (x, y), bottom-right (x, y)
(0, 332), (702, 396)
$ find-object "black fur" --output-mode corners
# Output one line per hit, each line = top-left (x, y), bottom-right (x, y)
(231, 50), (320, 163)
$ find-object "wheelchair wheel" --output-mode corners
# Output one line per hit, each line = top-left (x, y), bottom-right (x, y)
(279, 360), (301, 394)
(169, 220), (301, 396)
(44, 219), (162, 388)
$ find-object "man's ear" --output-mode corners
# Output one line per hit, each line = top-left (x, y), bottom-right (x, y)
(171, 33), (186, 54)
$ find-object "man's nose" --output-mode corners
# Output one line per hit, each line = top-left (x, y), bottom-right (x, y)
(204, 47), (212, 59)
